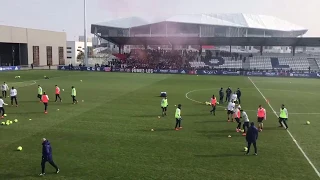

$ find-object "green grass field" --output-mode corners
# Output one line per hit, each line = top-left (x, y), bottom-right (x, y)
(0, 70), (320, 180)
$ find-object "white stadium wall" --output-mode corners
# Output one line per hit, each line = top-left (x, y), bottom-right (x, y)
(0, 25), (66, 66)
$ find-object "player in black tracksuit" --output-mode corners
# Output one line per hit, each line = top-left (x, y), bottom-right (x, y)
(225, 87), (232, 102)
(219, 88), (224, 104)
(39, 138), (60, 176)
(236, 88), (241, 104)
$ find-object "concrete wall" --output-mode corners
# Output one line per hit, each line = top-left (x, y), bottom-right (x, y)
(66, 41), (92, 65)
(0, 25), (66, 66)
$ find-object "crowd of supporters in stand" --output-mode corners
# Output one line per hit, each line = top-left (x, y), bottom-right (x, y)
(111, 49), (317, 74)
(115, 49), (198, 69)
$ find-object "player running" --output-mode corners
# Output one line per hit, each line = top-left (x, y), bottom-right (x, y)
(279, 104), (288, 129)
(161, 96), (168, 116)
(55, 85), (62, 102)
(257, 105), (266, 132)
(227, 101), (235, 122)
(71, 86), (78, 104)
(41, 92), (49, 114)
(210, 95), (217, 116)
(37, 85), (43, 102)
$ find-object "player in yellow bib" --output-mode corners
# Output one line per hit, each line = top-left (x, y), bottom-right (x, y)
(161, 97), (168, 116)
(175, 104), (182, 130)
(278, 104), (288, 129)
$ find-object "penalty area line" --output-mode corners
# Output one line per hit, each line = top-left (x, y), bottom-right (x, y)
(248, 76), (320, 178)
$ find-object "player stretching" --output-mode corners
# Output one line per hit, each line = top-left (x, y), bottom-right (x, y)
(210, 95), (217, 116)
(257, 105), (266, 132)
(161, 96), (168, 116)
(227, 101), (235, 122)
(37, 85), (43, 102)
(55, 85), (62, 102)
(41, 92), (49, 114)
(234, 105), (241, 132)
(71, 86), (78, 104)
(279, 104), (288, 129)
(241, 109), (249, 136)
(175, 104), (182, 130)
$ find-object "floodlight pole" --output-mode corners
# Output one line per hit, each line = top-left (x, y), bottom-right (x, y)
(84, 0), (88, 66)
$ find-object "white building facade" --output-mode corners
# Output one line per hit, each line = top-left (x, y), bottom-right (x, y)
(66, 41), (92, 65)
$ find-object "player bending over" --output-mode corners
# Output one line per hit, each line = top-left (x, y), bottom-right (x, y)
(161, 96), (168, 116)
(227, 101), (235, 122)
(241, 109), (249, 136)
(234, 105), (241, 132)
(257, 105), (266, 132)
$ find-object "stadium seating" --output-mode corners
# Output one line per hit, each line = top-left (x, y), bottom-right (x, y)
(277, 57), (309, 70)
(189, 61), (206, 68)
(217, 57), (242, 69)
(248, 57), (273, 70)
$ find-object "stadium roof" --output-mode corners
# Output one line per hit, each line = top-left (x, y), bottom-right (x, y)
(104, 37), (320, 47)
(93, 13), (307, 32)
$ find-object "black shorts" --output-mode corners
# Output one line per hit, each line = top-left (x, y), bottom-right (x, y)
(279, 118), (287, 121)
(11, 96), (17, 100)
(161, 107), (167, 111)
(257, 117), (264, 122)
(37, 94), (41, 98)
(227, 110), (233, 115)
(243, 122), (249, 127)
(235, 118), (240, 123)
(43, 102), (48, 106)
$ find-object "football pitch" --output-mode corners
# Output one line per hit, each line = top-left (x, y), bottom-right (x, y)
(0, 70), (320, 180)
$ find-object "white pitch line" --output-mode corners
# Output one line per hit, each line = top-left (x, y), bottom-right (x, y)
(248, 76), (320, 178)
(185, 89), (320, 115)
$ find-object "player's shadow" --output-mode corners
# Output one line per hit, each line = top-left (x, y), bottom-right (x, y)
(262, 127), (280, 131)
(194, 120), (226, 123)
(194, 153), (245, 158)
(1, 173), (35, 179)
(137, 128), (173, 132)
(8, 111), (43, 115)
(196, 130), (243, 139)
(131, 114), (162, 118)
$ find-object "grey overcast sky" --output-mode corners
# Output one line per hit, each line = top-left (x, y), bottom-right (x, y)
(0, 0), (319, 40)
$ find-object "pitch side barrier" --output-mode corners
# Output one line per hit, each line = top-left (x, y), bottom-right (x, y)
(0, 66), (21, 72)
(57, 66), (320, 78)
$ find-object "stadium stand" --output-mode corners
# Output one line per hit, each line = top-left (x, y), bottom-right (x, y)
(248, 57), (273, 70)
(114, 49), (320, 73)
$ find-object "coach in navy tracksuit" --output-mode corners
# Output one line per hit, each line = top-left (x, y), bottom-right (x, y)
(246, 122), (258, 155)
(39, 138), (60, 176)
